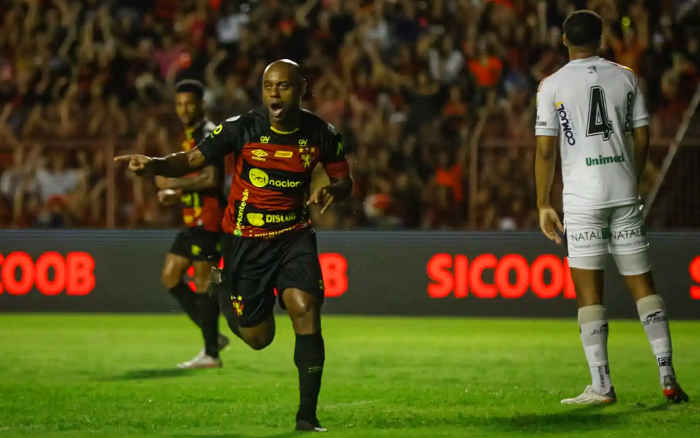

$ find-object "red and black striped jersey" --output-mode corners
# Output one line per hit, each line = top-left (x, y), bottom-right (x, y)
(178, 120), (225, 232)
(198, 107), (350, 238)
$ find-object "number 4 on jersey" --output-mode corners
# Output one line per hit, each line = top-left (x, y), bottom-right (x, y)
(587, 86), (613, 141)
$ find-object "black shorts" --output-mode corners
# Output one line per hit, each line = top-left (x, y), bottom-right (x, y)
(169, 227), (222, 262)
(217, 227), (324, 327)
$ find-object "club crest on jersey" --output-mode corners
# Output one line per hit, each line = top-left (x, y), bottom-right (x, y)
(298, 138), (308, 146)
(301, 154), (311, 168)
(260, 136), (271, 144)
(555, 101), (576, 145)
(231, 295), (245, 317)
(251, 149), (268, 161)
(298, 146), (316, 169)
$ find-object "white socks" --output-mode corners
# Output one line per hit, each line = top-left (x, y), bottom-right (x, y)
(577, 296), (676, 393)
(578, 305), (612, 393)
(636, 294), (676, 386)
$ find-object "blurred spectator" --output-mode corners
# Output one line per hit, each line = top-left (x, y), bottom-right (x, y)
(0, 0), (698, 229)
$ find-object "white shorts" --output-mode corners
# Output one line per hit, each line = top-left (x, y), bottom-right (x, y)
(564, 203), (651, 274)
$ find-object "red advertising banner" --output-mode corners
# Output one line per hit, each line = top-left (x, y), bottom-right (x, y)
(1, 230), (698, 318)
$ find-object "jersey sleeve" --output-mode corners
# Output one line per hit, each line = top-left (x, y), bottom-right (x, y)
(631, 77), (649, 128)
(320, 122), (350, 179)
(535, 78), (559, 137)
(197, 115), (245, 164)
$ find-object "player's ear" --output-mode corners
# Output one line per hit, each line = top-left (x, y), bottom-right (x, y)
(562, 33), (569, 48)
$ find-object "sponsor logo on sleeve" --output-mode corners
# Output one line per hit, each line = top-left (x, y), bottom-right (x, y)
(555, 102), (576, 145)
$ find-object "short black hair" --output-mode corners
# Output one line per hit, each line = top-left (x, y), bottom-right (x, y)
(563, 10), (603, 47)
(175, 79), (204, 99)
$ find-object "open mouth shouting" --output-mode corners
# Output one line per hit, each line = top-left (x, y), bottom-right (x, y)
(269, 102), (285, 119)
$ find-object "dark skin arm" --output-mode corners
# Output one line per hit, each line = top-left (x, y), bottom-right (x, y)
(632, 125), (649, 185)
(307, 176), (353, 214)
(535, 135), (564, 244)
(154, 165), (218, 191)
(113, 148), (207, 177)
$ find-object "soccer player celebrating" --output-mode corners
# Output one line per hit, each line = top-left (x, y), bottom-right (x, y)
(115, 60), (352, 431)
(535, 10), (688, 405)
(154, 79), (228, 369)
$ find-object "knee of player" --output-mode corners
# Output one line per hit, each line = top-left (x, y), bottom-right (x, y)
(285, 289), (318, 316)
(161, 270), (180, 289)
(193, 277), (210, 294)
(246, 333), (274, 350)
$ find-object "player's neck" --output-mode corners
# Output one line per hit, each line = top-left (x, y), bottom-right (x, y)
(270, 108), (301, 133)
(568, 47), (597, 61)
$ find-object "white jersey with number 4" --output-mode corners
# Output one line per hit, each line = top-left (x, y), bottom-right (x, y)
(535, 56), (649, 211)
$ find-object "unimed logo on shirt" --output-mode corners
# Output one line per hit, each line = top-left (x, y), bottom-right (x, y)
(0, 251), (95, 296)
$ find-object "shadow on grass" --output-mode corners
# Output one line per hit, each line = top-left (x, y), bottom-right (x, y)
(177, 432), (301, 438)
(103, 368), (199, 381)
(465, 401), (671, 433)
(176, 402), (675, 437)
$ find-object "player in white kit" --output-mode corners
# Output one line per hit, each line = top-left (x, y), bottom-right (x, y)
(534, 10), (688, 405)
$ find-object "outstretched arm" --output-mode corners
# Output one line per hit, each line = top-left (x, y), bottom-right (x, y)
(632, 125), (650, 185)
(114, 148), (207, 177)
(117, 117), (240, 182)
(155, 165), (219, 191)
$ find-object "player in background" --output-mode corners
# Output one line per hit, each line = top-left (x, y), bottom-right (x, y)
(115, 60), (352, 431)
(155, 79), (228, 369)
(535, 10), (688, 405)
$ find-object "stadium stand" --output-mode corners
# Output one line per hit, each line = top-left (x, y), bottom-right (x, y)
(0, 0), (698, 229)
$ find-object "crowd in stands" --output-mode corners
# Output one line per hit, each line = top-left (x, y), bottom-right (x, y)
(0, 0), (698, 229)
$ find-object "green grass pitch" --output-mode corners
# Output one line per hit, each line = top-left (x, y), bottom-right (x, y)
(0, 314), (698, 437)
